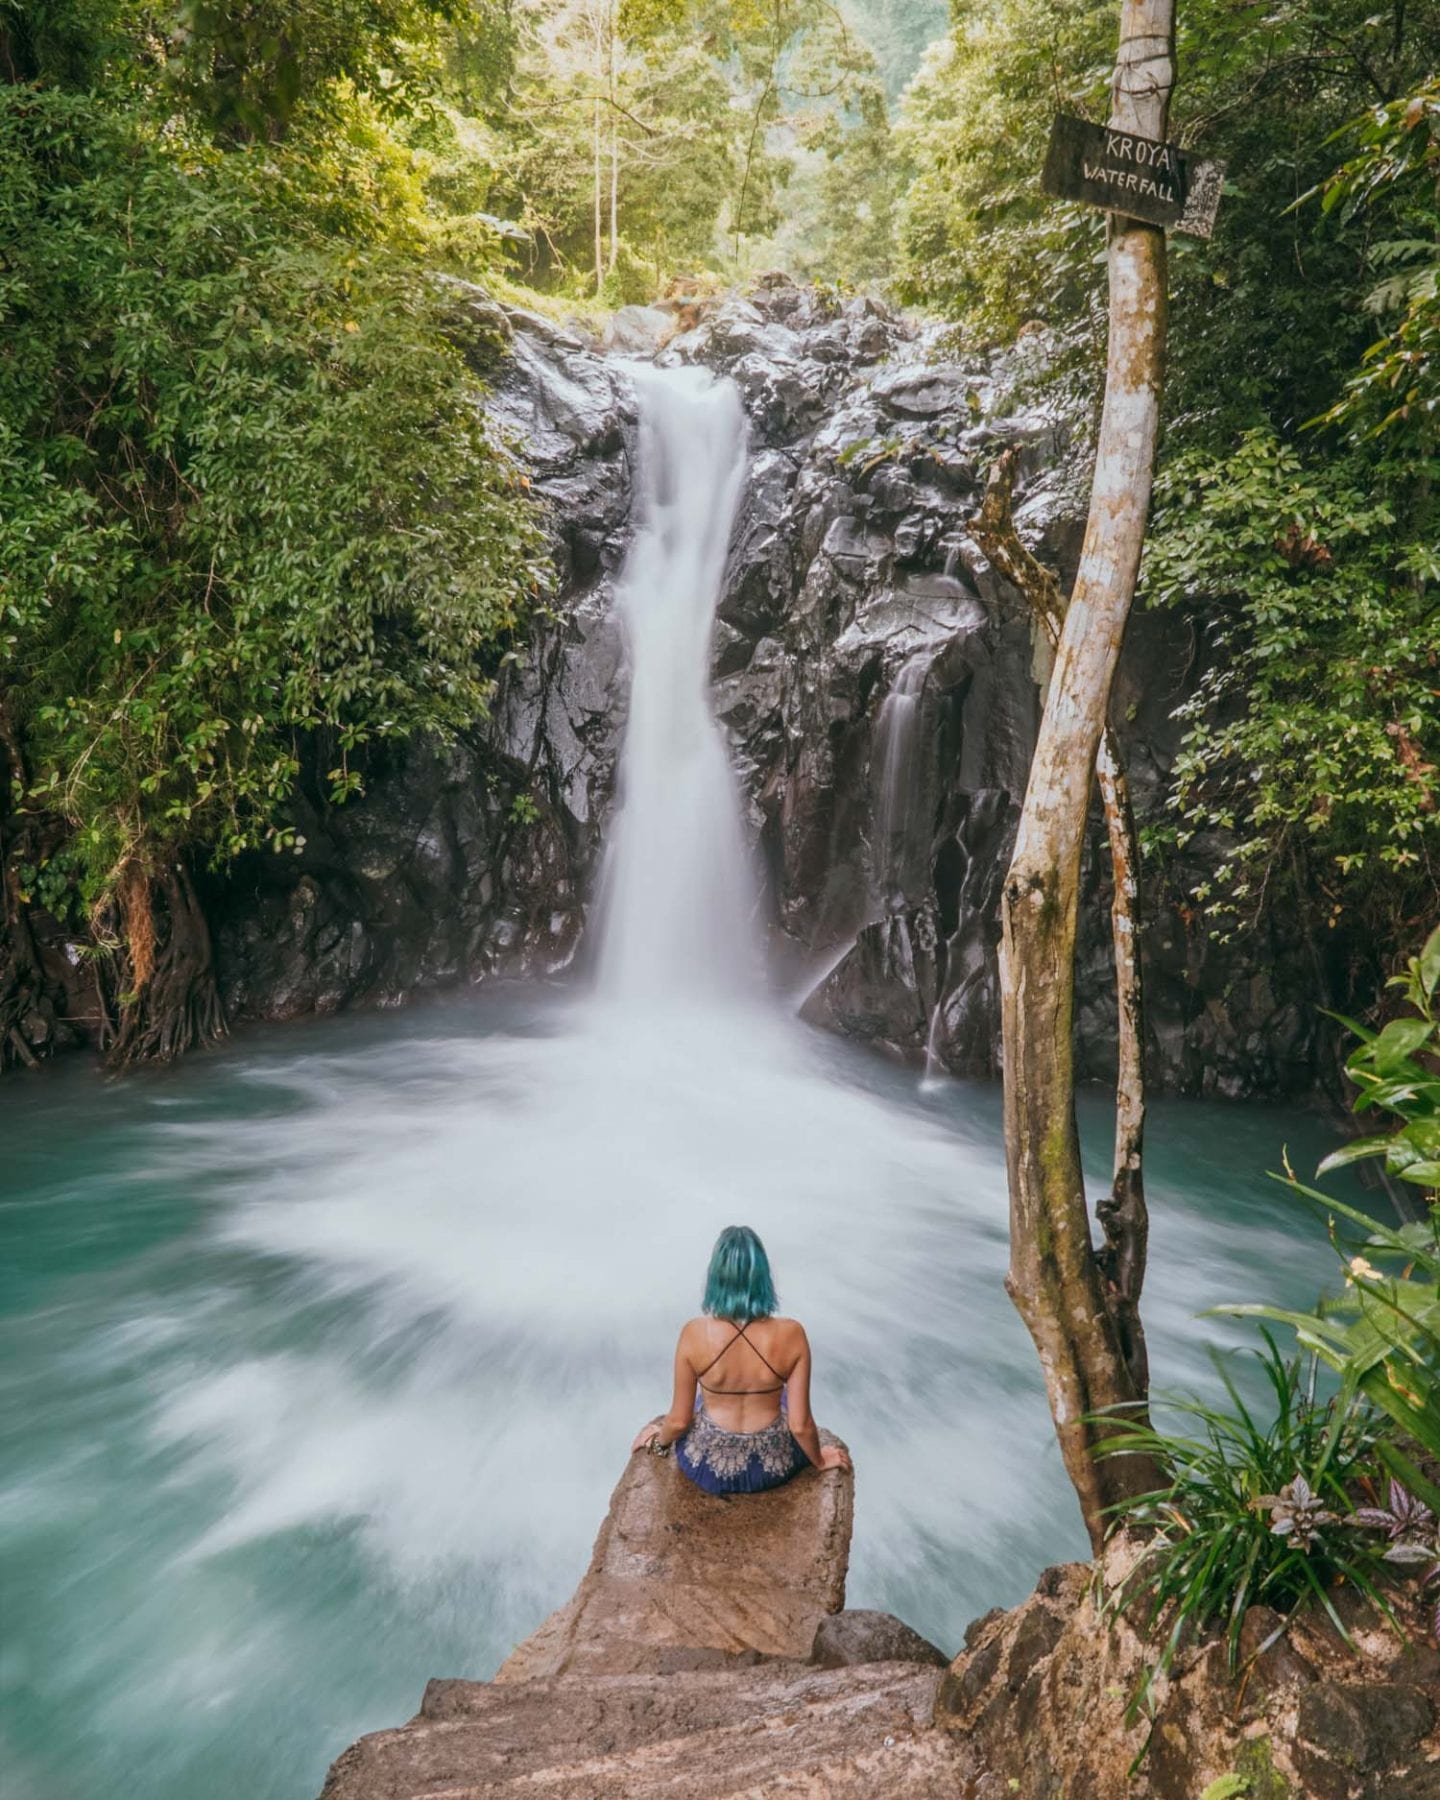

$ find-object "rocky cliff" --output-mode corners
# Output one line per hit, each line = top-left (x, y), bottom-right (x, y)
(937, 1543), (1440, 1799)
(192, 277), (1367, 1098)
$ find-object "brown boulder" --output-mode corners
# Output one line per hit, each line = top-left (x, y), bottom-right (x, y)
(809, 1609), (950, 1670)
(1296, 1679), (1435, 1772)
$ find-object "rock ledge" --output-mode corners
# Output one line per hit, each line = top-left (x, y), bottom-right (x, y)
(317, 1442), (971, 1798)
(496, 1432), (854, 1680)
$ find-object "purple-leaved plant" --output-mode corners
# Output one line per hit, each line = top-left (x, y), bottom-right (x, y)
(1257, 1474), (1338, 1551)
(1354, 1479), (1440, 1642)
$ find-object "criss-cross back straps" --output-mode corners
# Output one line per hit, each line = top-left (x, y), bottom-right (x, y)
(696, 1320), (787, 1396)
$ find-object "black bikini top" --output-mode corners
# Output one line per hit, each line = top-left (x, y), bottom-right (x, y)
(695, 1320), (788, 1396)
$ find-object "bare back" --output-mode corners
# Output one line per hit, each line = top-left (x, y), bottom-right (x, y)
(638, 1306), (843, 1476)
(677, 1314), (810, 1435)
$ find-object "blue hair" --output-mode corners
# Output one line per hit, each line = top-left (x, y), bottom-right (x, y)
(702, 1225), (778, 1323)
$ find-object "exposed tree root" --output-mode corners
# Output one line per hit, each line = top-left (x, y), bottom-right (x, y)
(4, 688), (228, 1072)
(97, 860), (227, 1066)
(0, 697), (65, 1070)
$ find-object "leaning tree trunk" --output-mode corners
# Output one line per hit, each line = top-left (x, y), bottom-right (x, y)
(973, 451), (1150, 1399)
(997, 0), (1174, 1551)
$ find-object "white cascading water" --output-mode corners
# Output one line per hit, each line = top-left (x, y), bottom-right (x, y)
(596, 366), (755, 1001)
(872, 648), (932, 902)
(0, 362), (1355, 1800)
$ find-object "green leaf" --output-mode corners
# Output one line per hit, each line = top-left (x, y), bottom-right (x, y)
(1200, 1776), (1249, 1800)
(1316, 1134), (1394, 1176)
(1371, 1017), (1435, 1070)
(1420, 925), (1440, 1001)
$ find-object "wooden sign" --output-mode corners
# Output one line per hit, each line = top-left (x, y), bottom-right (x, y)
(1041, 114), (1224, 239)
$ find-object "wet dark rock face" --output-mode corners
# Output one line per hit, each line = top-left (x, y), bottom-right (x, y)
(208, 298), (636, 1014)
(210, 279), (1352, 1097)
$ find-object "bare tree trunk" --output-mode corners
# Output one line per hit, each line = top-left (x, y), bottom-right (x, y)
(592, 83), (603, 295)
(607, 2), (619, 276)
(996, 0), (1174, 1552)
(581, 0), (605, 293)
(1094, 736), (1149, 1393)
(972, 451), (1150, 1399)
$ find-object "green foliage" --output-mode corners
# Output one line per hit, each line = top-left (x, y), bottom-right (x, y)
(471, 0), (898, 296)
(1100, 1337), (1387, 1693)
(892, 0), (1112, 332)
(895, 0), (1440, 970)
(1, 84), (543, 909)
(1141, 429), (1439, 935)
(1318, 78), (1440, 443)
(475, 2), (756, 291)
(1104, 956), (1440, 1694)
(171, 0), (465, 139)
(1200, 1741), (1288, 1800)
(838, 0), (947, 104)
(1195, 950), (1440, 1641)
(1223, 1196), (1440, 1504)
(13, 843), (86, 924)
(771, 50), (898, 287)
(894, 0), (1439, 419)
(0, 0), (140, 86)
(1219, 935), (1440, 1509)
(1318, 925), (1440, 1195)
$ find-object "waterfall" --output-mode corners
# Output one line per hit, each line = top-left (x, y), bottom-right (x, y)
(0, 351), (1362, 1800)
(871, 649), (932, 902)
(595, 364), (755, 1003)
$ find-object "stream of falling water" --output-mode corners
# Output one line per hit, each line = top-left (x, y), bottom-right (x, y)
(595, 365), (756, 1002)
(0, 368), (1353, 1800)
(872, 648), (932, 903)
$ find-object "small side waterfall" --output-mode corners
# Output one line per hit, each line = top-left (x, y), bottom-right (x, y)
(871, 649), (932, 902)
(595, 365), (755, 1003)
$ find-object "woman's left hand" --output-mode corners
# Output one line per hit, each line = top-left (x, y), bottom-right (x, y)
(631, 1420), (664, 1452)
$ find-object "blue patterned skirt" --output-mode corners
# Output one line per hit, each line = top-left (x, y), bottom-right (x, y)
(674, 1401), (811, 1495)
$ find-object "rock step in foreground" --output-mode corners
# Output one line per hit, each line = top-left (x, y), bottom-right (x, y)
(322, 1663), (966, 1798)
(319, 1435), (974, 1798)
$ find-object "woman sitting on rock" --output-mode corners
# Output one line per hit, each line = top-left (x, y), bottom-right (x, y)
(631, 1225), (852, 1493)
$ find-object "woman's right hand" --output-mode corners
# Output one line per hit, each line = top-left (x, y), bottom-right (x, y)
(818, 1444), (852, 1472)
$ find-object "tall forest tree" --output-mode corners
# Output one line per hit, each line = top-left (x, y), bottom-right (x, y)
(997, 0), (1175, 1548)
